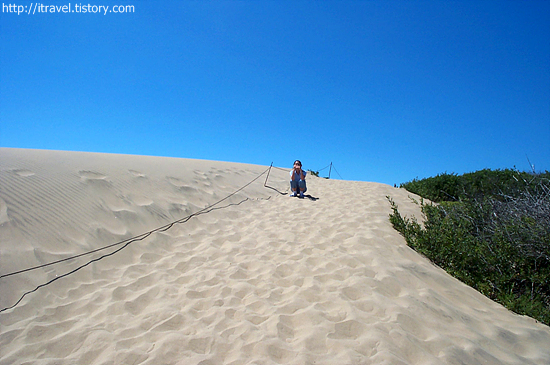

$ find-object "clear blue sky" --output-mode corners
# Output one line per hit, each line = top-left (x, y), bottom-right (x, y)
(1, 1), (549, 185)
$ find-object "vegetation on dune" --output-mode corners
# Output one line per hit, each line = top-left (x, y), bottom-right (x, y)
(388, 169), (550, 325)
(308, 169), (320, 177)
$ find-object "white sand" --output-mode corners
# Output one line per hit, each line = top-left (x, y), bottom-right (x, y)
(1, 148), (549, 365)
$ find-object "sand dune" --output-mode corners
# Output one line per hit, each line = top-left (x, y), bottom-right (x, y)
(1, 148), (549, 365)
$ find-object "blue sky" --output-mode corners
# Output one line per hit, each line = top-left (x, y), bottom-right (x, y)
(1, 1), (549, 185)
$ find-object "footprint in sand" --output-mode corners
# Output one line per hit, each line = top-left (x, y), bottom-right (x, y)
(78, 171), (111, 188)
(78, 170), (107, 180)
(11, 169), (35, 177)
(167, 177), (199, 194)
(128, 170), (146, 178)
(328, 319), (366, 340)
(167, 176), (185, 187)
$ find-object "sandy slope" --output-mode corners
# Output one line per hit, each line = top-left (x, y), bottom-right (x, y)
(1, 148), (549, 365)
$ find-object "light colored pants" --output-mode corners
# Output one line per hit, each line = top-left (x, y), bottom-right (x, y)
(290, 179), (307, 193)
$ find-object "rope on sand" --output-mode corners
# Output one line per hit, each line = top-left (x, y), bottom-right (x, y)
(1, 165), (283, 314)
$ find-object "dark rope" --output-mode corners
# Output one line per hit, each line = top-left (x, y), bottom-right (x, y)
(331, 164), (344, 180)
(1, 167), (270, 280)
(0, 167), (272, 313)
(264, 163), (289, 195)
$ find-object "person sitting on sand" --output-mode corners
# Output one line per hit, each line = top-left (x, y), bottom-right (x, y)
(290, 160), (307, 198)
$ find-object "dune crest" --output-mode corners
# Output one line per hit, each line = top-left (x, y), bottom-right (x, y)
(1, 148), (549, 365)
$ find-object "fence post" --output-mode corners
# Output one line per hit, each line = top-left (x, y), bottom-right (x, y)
(264, 162), (273, 186)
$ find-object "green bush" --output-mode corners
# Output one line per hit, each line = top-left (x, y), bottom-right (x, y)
(401, 169), (550, 203)
(308, 169), (320, 177)
(388, 169), (550, 325)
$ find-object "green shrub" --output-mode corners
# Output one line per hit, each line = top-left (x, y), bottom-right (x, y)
(401, 169), (550, 203)
(308, 169), (320, 177)
(388, 169), (550, 325)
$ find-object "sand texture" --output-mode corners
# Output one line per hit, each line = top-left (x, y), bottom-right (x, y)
(1, 148), (549, 365)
